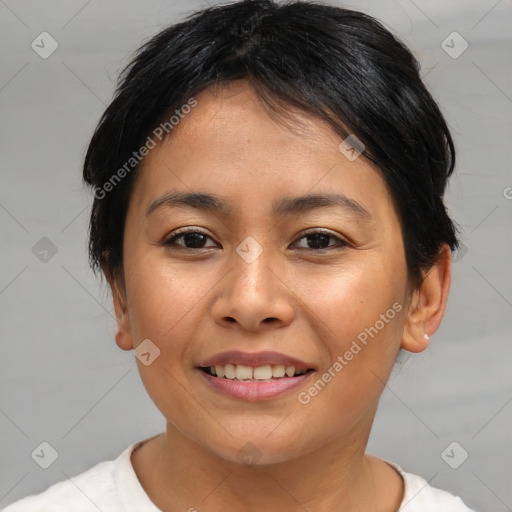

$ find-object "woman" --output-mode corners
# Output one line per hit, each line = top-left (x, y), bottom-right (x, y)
(5, 1), (476, 510)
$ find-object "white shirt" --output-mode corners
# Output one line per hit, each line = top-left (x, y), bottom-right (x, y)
(3, 436), (477, 512)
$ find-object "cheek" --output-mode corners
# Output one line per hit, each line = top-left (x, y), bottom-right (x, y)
(125, 256), (209, 346)
(293, 255), (405, 350)
(123, 260), (212, 425)
(289, 258), (406, 413)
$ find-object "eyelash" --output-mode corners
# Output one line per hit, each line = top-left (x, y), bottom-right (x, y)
(161, 227), (348, 252)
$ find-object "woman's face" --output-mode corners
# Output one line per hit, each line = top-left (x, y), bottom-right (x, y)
(115, 80), (412, 464)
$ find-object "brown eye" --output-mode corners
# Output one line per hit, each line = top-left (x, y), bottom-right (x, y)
(163, 229), (218, 249)
(293, 230), (347, 251)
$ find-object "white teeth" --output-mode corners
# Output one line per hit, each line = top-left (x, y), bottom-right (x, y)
(253, 365), (273, 380)
(272, 365), (286, 378)
(206, 363), (309, 380)
(285, 366), (295, 377)
(224, 364), (236, 379)
(235, 364), (253, 380)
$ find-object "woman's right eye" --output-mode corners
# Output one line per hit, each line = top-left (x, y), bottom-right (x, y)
(163, 229), (218, 250)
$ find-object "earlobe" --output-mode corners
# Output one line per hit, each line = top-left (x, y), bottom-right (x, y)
(401, 244), (452, 353)
(401, 317), (431, 353)
(106, 271), (134, 352)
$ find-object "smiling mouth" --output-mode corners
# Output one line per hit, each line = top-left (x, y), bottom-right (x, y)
(200, 364), (314, 381)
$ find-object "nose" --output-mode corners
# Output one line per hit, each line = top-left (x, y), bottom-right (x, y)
(211, 245), (295, 332)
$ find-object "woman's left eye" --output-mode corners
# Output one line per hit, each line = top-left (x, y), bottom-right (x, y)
(292, 230), (347, 251)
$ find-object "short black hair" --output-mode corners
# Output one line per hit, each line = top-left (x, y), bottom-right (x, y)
(83, 0), (459, 287)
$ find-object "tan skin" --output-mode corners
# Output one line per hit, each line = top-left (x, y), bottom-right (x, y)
(106, 80), (452, 512)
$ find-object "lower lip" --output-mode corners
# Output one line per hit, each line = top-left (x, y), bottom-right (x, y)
(198, 370), (314, 401)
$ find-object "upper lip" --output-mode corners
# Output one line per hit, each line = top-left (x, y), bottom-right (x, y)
(198, 351), (314, 370)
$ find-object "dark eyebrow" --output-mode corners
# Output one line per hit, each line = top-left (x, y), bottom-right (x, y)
(273, 193), (370, 219)
(145, 191), (232, 217)
(145, 191), (370, 219)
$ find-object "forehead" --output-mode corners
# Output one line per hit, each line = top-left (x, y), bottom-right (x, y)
(128, 80), (395, 224)
(174, 81), (341, 152)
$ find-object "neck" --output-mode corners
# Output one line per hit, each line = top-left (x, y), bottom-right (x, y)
(132, 417), (403, 512)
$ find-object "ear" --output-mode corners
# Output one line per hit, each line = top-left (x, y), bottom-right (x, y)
(104, 267), (134, 352)
(401, 244), (452, 353)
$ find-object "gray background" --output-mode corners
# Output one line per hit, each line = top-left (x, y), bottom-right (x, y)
(1, 1), (511, 510)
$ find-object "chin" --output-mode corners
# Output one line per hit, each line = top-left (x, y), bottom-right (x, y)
(202, 424), (321, 467)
